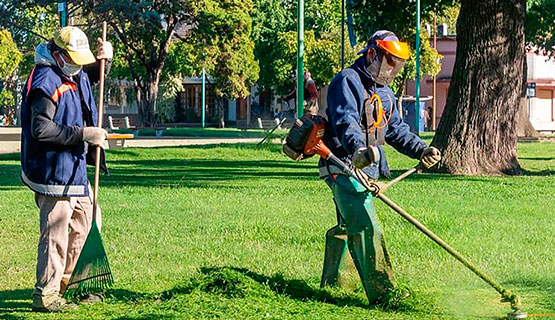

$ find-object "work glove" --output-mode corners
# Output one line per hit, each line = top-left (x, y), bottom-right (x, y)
(96, 38), (113, 60)
(352, 146), (380, 169)
(420, 146), (441, 169)
(83, 127), (108, 146)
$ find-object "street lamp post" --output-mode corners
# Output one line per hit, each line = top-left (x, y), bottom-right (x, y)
(58, 1), (68, 27)
(415, 0), (421, 135)
(296, 0), (304, 118)
(201, 68), (206, 128)
(341, 0), (345, 69)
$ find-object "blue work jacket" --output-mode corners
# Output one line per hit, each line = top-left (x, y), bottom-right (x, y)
(320, 56), (427, 179)
(20, 65), (99, 197)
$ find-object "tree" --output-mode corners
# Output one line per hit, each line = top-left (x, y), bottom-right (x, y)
(251, 0), (294, 91)
(526, 0), (555, 58)
(0, 2), (57, 73)
(348, 0), (458, 43)
(431, 1), (526, 175)
(0, 3), (60, 125)
(347, 0), (452, 99)
(71, 0), (257, 127)
(0, 30), (22, 78)
(252, 0), (355, 96)
(0, 29), (23, 125)
(272, 30), (357, 94)
(197, 0), (259, 100)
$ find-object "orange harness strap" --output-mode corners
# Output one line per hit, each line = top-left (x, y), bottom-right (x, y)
(369, 94), (384, 127)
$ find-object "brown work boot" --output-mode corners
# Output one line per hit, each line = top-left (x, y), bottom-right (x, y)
(32, 294), (78, 312)
(80, 293), (105, 305)
(60, 278), (69, 294)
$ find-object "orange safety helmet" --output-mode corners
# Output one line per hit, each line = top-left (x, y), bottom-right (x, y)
(358, 30), (410, 61)
(375, 39), (410, 61)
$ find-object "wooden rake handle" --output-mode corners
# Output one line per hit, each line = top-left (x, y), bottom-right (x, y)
(93, 22), (107, 220)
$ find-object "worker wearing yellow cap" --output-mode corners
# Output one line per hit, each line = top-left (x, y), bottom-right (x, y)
(20, 26), (113, 312)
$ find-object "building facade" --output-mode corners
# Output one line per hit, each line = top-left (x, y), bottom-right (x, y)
(527, 53), (555, 132)
(407, 35), (555, 133)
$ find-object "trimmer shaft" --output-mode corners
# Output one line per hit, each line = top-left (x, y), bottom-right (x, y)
(507, 310), (528, 319)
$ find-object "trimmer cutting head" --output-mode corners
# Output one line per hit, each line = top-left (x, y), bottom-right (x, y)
(507, 310), (527, 319)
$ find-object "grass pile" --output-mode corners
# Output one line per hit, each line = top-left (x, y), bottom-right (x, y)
(0, 136), (554, 319)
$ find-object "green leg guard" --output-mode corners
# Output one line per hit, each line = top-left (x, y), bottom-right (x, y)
(347, 226), (395, 303)
(321, 200), (359, 290)
(329, 175), (395, 304)
(320, 224), (348, 288)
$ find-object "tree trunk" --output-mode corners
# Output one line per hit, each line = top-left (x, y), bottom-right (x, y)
(396, 76), (407, 119)
(218, 97), (226, 128)
(138, 71), (161, 127)
(516, 55), (539, 138)
(431, 0), (525, 175)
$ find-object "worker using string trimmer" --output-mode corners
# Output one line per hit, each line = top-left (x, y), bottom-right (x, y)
(318, 30), (441, 305)
(20, 26), (113, 312)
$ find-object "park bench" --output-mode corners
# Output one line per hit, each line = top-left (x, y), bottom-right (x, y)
(106, 116), (135, 149)
(107, 115), (135, 131)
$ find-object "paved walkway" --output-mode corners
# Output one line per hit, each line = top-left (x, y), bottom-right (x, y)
(124, 136), (264, 148)
(0, 127), (268, 154)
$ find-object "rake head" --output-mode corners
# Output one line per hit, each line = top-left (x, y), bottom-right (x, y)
(63, 221), (113, 299)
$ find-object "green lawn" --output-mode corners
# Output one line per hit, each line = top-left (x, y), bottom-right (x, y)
(0, 139), (554, 319)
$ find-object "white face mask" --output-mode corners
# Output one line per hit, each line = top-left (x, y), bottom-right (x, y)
(367, 50), (406, 85)
(58, 54), (82, 76)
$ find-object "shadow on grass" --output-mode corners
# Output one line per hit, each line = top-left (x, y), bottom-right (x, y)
(100, 158), (319, 189)
(0, 289), (32, 314)
(519, 156), (555, 161)
(0, 159), (319, 188)
(2, 145), (552, 190)
(520, 169), (555, 176)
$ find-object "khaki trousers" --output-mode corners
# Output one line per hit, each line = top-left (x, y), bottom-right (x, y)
(33, 185), (101, 297)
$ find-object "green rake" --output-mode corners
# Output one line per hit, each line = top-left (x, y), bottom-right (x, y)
(64, 21), (114, 299)
(63, 223), (113, 298)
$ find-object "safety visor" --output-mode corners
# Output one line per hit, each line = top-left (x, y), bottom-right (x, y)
(373, 49), (407, 84)
(380, 50), (406, 72)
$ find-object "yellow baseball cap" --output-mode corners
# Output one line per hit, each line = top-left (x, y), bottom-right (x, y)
(53, 26), (96, 65)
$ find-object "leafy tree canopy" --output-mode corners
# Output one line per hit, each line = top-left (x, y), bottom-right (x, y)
(0, 29), (22, 78)
(272, 30), (357, 93)
(526, 0), (555, 57)
(0, 2), (57, 73)
(252, 0), (358, 94)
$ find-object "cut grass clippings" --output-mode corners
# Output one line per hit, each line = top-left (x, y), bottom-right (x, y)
(0, 138), (554, 319)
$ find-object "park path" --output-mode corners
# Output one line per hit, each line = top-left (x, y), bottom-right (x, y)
(0, 127), (265, 154)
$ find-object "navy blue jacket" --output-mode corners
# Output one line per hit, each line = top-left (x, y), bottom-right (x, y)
(321, 56), (427, 179)
(20, 65), (99, 197)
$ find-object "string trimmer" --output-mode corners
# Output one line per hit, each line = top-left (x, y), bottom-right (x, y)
(282, 114), (527, 319)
